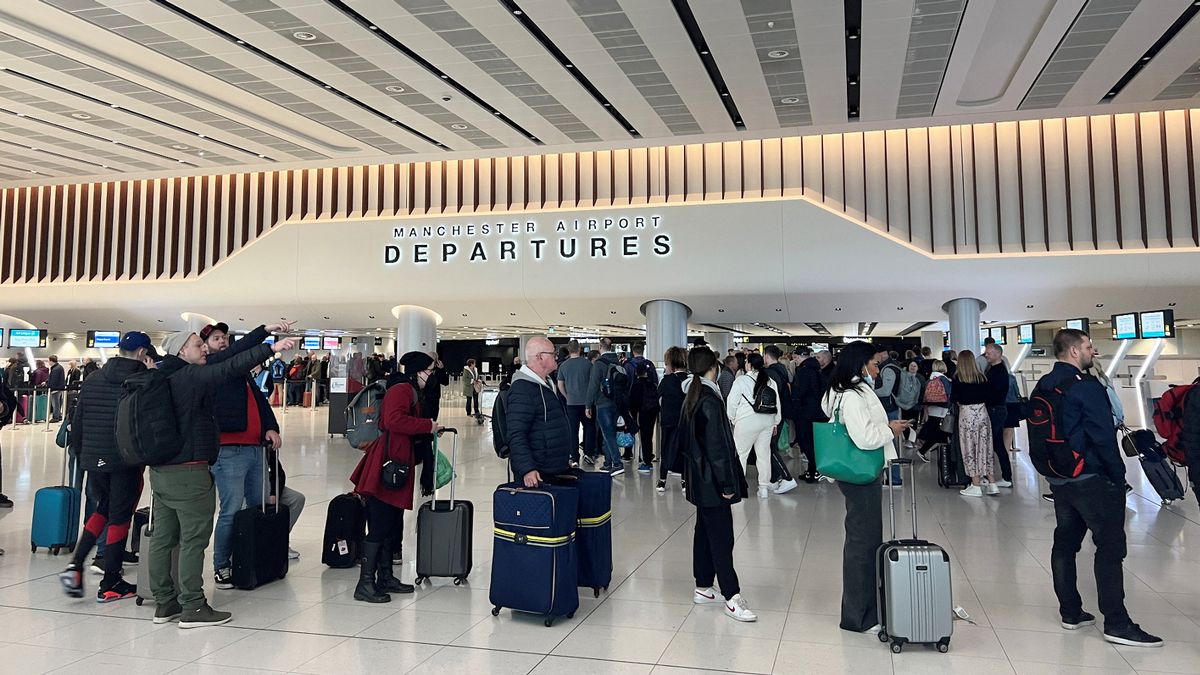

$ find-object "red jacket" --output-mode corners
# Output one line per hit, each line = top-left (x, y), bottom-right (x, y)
(350, 381), (436, 510)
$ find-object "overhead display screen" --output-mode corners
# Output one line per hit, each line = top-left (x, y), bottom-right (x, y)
(9, 329), (46, 348)
(989, 326), (1007, 345)
(0, 328), (4, 347)
(302, 336), (321, 350)
(1139, 310), (1175, 339)
(87, 330), (121, 348)
(1065, 318), (1088, 332)
(1017, 324), (1034, 345)
(322, 336), (341, 350)
(1111, 313), (1138, 341)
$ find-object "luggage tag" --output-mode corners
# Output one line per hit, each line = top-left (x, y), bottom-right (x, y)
(337, 539), (349, 555)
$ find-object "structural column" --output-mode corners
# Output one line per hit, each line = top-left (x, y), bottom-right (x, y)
(942, 298), (986, 357)
(705, 331), (734, 357)
(641, 299), (690, 367)
(393, 305), (440, 357)
(919, 330), (943, 355)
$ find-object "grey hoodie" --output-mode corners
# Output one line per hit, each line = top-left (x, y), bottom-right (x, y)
(585, 352), (623, 409)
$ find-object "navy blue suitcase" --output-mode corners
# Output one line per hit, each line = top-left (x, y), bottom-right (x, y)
(489, 482), (579, 626)
(553, 470), (612, 597)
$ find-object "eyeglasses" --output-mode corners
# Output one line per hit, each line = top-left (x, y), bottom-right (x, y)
(535, 351), (556, 359)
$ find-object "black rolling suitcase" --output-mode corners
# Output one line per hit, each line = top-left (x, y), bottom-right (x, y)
(1132, 434), (1186, 506)
(322, 493), (365, 568)
(937, 432), (970, 489)
(415, 428), (473, 585)
(231, 446), (290, 590)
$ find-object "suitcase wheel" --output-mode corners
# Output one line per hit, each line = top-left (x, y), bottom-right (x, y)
(890, 641), (902, 654)
(878, 630), (889, 643)
(50, 546), (60, 556)
(593, 588), (600, 598)
(31, 544), (37, 553)
(544, 616), (555, 627)
(491, 606), (501, 616)
(453, 577), (465, 586)
(135, 597), (144, 606)
(937, 639), (950, 653)
(414, 576), (426, 585)
(566, 611), (575, 619)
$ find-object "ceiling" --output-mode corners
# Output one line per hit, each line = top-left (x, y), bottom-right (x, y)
(0, 0), (1197, 185)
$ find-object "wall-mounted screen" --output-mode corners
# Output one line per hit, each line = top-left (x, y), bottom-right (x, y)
(302, 336), (321, 350)
(979, 327), (990, 345)
(1139, 310), (1175, 339)
(989, 326), (1007, 345)
(1111, 313), (1138, 340)
(375, 337), (383, 346)
(1065, 318), (1088, 332)
(86, 330), (121, 348)
(322, 336), (341, 350)
(0, 328), (4, 347)
(1017, 324), (1035, 345)
(9, 329), (46, 348)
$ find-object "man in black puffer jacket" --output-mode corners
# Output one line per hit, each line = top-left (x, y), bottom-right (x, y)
(507, 336), (573, 487)
(58, 332), (156, 603)
(792, 352), (829, 483)
(146, 330), (296, 629)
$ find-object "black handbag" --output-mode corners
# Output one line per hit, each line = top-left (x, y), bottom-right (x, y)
(381, 459), (410, 490)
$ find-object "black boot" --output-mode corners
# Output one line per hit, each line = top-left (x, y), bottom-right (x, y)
(353, 542), (390, 603)
(376, 539), (414, 594)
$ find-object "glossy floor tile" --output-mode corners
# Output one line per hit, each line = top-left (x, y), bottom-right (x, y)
(3, 400), (1200, 673)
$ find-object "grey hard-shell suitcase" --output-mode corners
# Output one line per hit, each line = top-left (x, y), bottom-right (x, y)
(876, 458), (953, 654)
(135, 497), (179, 606)
(414, 428), (473, 585)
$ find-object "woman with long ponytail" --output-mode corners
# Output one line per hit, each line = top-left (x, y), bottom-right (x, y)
(677, 347), (756, 622)
(725, 353), (782, 499)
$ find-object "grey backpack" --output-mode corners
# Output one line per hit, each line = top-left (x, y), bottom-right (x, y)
(345, 381), (388, 450)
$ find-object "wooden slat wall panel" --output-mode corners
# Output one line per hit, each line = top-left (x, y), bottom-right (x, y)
(3, 108), (1200, 284)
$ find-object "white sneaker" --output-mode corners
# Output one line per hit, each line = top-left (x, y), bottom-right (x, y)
(864, 624), (882, 635)
(774, 478), (798, 495)
(960, 485), (984, 498)
(994, 480), (1013, 488)
(724, 593), (758, 622)
(288, 547), (300, 560)
(693, 587), (722, 605)
(757, 487), (770, 499)
(984, 482), (999, 496)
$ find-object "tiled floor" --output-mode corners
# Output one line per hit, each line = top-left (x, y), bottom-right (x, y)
(2, 399), (1200, 674)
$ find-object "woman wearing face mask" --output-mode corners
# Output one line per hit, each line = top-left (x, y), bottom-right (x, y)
(821, 341), (910, 634)
(350, 351), (444, 603)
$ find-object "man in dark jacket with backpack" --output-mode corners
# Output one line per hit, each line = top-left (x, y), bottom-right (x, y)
(586, 338), (627, 477)
(1036, 329), (1161, 648)
(146, 330), (296, 629)
(508, 336), (573, 487)
(58, 332), (156, 603)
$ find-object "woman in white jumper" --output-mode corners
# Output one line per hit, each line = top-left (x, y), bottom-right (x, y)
(726, 353), (782, 499)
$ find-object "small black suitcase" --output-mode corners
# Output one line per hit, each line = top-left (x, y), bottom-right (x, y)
(322, 493), (365, 568)
(231, 446), (290, 590)
(1138, 444), (1186, 506)
(937, 433), (970, 489)
(415, 429), (473, 585)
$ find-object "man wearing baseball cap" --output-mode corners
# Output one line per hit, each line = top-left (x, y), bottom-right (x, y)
(59, 332), (158, 602)
(146, 329), (296, 628)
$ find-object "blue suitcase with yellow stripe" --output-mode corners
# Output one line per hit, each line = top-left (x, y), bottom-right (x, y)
(489, 482), (578, 626)
(553, 470), (612, 597)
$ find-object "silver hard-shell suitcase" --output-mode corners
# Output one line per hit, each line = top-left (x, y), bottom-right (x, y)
(135, 496), (179, 606)
(876, 458), (953, 654)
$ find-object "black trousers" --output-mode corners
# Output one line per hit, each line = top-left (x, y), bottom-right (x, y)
(364, 496), (403, 546)
(767, 428), (794, 483)
(566, 404), (586, 463)
(838, 477), (883, 632)
(988, 405), (1012, 481)
(796, 420), (816, 474)
(658, 423), (681, 480)
(693, 504), (739, 600)
(465, 392), (480, 416)
(73, 467), (143, 583)
(1050, 477), (1132, 630)
(915, 416), (950, 454)
(638, 409), (659, 464)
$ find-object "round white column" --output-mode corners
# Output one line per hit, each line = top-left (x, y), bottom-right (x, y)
(706, 331), (734, 356)
(392, 305), (440, 356)
(920, 330), (944, 355)
(641, 299), (691, 367)
(943, 298), (986, 357)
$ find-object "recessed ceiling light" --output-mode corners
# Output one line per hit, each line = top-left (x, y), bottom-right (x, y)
(101, 165), (108, 169)
(293, 31), (317, 41)
(257, 154), (265, 159)
(848, 79), (858, 86)
(610, 311), (617, 315)
(1026, 304), (1034, 308)
(897, 307), (904, 310)
(197, 134), (206, 139)
(450, 123), (468, 130)
(1168, 302), (1177, 307)
(780, 96), (800, 104)
(718, 309), (725, 313)
(385, 85), (406, 93)
(847, 30), (860, 40)
(109, 104), (119, 109)
(70, 112), (92, 120)
(849, 109), (859, 117)
(323, 85), (332, 90)
(835, 307), (842, 311)
(1095, 303), (1104, 308)
(440, 74), (449, 79)
(369, 25), (378, 31)
(172, 144), (190, 150)
(462, 313), (468, 317)
(513, 9), (523, 15)
(368, 315), (375, 319)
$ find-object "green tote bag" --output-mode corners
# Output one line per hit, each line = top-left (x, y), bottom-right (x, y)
(813, 395), (885, 484)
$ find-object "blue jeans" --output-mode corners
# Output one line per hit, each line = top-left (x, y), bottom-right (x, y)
(596, 406), (623, 469)
(210, 445), (264, 570)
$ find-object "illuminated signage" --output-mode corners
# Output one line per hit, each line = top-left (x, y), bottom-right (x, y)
(1111, 313), (1137, 341)
(302, 336), (321, 350)
(1065, 318), (1088, 333)
(384, 215), (671, 265)
(87, 330), (121, 348)
(1017, 324), (1034, 345)
(1139, 310), (1174, 339)
(322, 336), (341, 350)
(9, 329), (46, 348)
(989, 326), (1007, 345)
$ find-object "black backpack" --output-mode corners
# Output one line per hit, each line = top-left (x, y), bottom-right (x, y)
(1026, 374), (1090, 479)
(115, 369), (183, 466)
(745, 378), (778, 415)
(491, 387), (511, 459)
(601, 363), (631, 412)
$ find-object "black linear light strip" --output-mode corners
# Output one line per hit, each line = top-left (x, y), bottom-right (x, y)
(324, 0), (542, 145)
(0, 67), (243, 165)
(497, 0), (639, 137)
(0, 106), (193, 167)
(896, 321), (936, 336)
(148, 0), (447, 150)
(1102, 1), (1200, 102)
(844, 0), (862, 120)
(669, 0), (744, 129)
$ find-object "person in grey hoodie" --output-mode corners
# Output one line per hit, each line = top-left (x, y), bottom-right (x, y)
(585, 337), (627, 476)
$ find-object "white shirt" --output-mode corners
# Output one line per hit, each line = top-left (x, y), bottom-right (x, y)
(822, 380), (898, 461)
(726, 372), (782, 426)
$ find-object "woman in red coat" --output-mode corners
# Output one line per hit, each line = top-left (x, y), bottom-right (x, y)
(350, 351), (441, 603)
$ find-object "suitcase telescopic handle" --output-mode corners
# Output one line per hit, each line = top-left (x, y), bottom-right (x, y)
(433, 428), (459, 507)
(262, 443), (281, 514)
(886, 458), (918, 541)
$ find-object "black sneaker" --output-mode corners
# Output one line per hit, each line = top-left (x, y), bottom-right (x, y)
(153, 598), (183, 624)
(1103, 623), (1163, 648)
(59, 563), (83, 598)
(0, 493), (12, 508)
(582, 455), (596, 467)
(89, 557), (104, 575)
(178, 603), (232, 629)
(97, 579), (137, 603)
(800, 472), (817, 484)
(1061, 611), (1096, 630)
(609, 465), (625, 477)
(214, 566), (234, 590)
(1042, 493), (1055, 503)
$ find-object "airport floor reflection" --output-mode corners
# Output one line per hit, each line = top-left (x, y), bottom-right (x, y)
(2, 401), (1200, 675)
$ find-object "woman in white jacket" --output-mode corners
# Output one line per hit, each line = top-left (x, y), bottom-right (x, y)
(820, 341), (910, 634)
(726, 353), (782, 499)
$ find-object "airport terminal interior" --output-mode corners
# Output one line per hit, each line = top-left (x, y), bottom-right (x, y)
(3, 0), (1200, 673)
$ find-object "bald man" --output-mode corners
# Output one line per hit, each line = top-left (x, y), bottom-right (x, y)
(506, 336), (574, 487)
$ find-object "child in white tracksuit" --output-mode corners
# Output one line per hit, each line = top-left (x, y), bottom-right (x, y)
(726, 354), (781, 497)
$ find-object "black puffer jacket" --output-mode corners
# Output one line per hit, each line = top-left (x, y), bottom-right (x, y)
(1178, 383), (1200, 489)
(679, 379), (747, 508)
(792, 358), (828, 423)
(766, 362), (796, 419)
(209, 325), (278, 441)
(506, 368), (573, 480)
(71, 356), (146, 472)
(156, 344), (274, 466)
